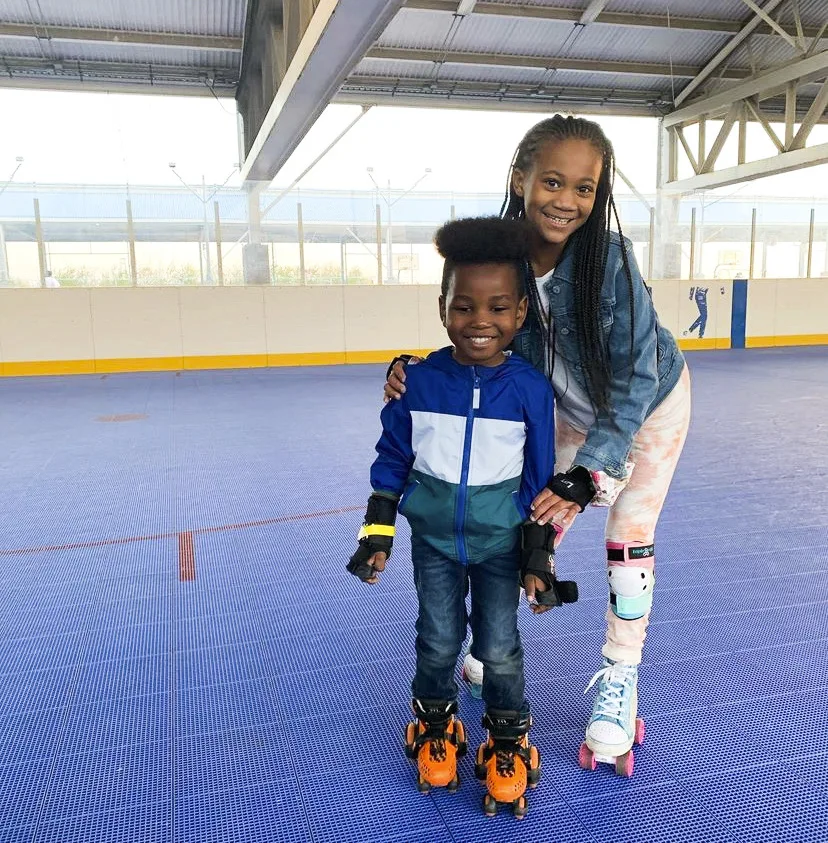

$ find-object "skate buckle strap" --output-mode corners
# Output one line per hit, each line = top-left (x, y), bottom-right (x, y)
(585, 662), (637, 725)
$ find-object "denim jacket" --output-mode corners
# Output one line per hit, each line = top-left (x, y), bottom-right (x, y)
(510, 232), (685, 479)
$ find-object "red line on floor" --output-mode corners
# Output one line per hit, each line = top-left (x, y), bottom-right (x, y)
(178, 531), (196, 581)
(0, 504), (364, 558)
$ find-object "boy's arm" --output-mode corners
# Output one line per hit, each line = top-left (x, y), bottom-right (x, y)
(370, 393), (415, 497)
(347, 394), (414, 583)
(519, 377), (578, 613)
(518, 377), (556, 514)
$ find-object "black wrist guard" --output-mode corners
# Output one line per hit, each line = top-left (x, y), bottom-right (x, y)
(386, 354), (414, 381)
(520, 522), (578, 607)
(347, 493), (398, 582)
(548, 465), (596, 512)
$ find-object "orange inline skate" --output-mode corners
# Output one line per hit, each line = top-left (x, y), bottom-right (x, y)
(404, 699), (467, 793)
(475, 710), (540, 818)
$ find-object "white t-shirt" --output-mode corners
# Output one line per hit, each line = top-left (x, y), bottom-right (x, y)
(535, 268), (595, 433)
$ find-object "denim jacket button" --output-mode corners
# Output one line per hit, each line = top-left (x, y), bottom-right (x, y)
(552, 285), (561, 294)
(560, 327), (570, 335)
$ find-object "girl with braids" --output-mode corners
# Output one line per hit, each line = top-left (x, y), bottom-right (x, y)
(386, 115), (691, 775)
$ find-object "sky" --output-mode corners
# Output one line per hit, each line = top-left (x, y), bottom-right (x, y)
(0, 88), (826, 201)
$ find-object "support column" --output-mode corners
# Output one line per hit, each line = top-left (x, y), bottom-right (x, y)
(0, 223), (9, 284)
(33, 198), (47, 286)
(243, 186), (270, 284)
(654, 121), (682, 279)
(214, 201), (225, 285)
(297, 201), (306, 284)
(126, 199), (138, 286)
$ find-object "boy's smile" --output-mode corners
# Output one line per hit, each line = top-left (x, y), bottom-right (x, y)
(440, 263), (528, 367)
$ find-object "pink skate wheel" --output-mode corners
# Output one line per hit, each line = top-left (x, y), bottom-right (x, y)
(615, 750), (634, 777)
(578, 742), (596, 771)
(634, 718), (646, 745)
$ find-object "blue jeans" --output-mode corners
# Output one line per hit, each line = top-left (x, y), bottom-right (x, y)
(410, 534), (528, 713)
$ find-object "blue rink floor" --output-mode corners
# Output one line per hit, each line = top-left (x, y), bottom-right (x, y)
(0, 347), (826, 843)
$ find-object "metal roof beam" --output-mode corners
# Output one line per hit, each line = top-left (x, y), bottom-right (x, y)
(342, 73), (664, 103)
(0, 57), (237, 92)
(404, 1), (824, 37)
(663, 141), (828, 192)
(579, 1), (609, 26)
(664, 51), (828, 126)
(334, 87), (659, 116)
(366, 47), (750, 80)
(0, 22), (241, 51)
(673, 0), (786, 106)
(240, 0), (406, 185)
(0, 74), (234, 96)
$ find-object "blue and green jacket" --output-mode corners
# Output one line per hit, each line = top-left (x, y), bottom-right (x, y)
(370, 346), (556, 564)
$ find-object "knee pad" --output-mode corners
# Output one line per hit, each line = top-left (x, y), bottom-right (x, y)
(606, 542), (655, 621)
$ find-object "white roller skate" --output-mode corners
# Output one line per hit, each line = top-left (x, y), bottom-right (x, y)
(460, 637), (483, 699)
(578, 659), (645, 777)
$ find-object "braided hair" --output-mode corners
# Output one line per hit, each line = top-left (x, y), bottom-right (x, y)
(500, 115), (635, 413)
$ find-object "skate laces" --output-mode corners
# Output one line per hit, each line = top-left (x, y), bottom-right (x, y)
(494, 745), (517, 776)
(585, 661), (637, 724)
(421, 719), (450, 760)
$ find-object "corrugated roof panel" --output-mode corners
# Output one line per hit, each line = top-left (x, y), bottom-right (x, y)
(437, 63), (549, 86)
(352, 56), (674, 93)
(537, 68), (673, 92)
(0, 36), (46, 59)
(598, 0), (750, 18)
(378, 9), (453, 48)
(609, 0), (828, 26)
(480, 0), (584, 9)
(381, 12), (739, 69)
(559, 23), (733, 65)
(0, 0), (245, 36)
(730, 32), (828, 72)
(352, 57), (439, 80)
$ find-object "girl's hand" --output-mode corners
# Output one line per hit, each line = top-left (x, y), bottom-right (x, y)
(383, 356), (422, 402)
(530, 488), (580, 529)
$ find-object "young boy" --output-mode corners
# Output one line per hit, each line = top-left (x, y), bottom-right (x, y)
(346, 217), (577, 818)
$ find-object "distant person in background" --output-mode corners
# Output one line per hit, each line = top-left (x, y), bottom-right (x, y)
(684, 285), (709, 338)
(43, 270), (60, 288)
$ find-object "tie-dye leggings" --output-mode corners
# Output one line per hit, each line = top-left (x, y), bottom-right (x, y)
(554, 364), (692, 665)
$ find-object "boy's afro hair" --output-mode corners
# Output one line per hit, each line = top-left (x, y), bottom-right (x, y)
(435, 216), (531, 265)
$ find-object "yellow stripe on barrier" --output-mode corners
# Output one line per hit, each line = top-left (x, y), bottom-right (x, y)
(677, 338), (732, 351)
(746, 334), (828, 348)
(0, 350), (435, 377)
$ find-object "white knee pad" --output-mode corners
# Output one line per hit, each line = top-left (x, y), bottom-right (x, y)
(607, 542), (655, 621)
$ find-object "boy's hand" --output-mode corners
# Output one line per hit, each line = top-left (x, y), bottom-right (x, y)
(383, 356), (422, 403)
(530, 488), (580, 529)
(524, 574), (553, 614)
(363, 552), (387, 585)
(347, 548), (388, 584)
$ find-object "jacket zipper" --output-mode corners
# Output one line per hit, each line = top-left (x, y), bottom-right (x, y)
(455, 368), (480, 565)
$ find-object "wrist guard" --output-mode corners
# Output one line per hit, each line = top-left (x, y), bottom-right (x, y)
(347, 493), (398, 582)
(386, 354), (414, 381)
(548, 465), (596, 512)
(520, 522), (578, 607)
